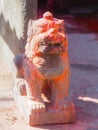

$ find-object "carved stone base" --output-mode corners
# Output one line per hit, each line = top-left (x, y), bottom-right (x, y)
(15, 96), (75, 126)
(14, 79), (76, 126)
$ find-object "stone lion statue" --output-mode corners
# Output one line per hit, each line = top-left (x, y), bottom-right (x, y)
(14, 11), (70, 113)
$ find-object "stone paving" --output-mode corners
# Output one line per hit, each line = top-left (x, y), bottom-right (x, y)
(0, 14), (98, 130)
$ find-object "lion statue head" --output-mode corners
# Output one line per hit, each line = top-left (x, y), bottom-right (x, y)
(25, 11), (69, 79)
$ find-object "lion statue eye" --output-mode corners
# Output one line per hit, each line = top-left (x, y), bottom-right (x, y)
(48, 43), (61, 47)
(40, 42), (46, 46)
(54, 43), (61, 47)
(48, 43), (52, 47)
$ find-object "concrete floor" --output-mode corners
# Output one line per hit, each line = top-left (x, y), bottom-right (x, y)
(0, 13), (98, 130)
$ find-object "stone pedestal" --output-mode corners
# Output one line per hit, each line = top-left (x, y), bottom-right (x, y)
(14, 79), (76, 126)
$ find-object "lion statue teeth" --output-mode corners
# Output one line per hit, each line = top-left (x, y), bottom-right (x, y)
(14, 11), (70, 113)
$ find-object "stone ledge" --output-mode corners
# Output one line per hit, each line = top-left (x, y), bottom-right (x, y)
(29, 106), (76, 126)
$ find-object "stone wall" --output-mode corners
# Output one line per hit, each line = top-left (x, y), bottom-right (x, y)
(0, 0), (38, 89)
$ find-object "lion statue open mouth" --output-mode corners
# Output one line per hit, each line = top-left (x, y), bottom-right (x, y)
(14, 11), (70, 113)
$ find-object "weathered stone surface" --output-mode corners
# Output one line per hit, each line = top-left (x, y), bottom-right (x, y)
(14, 96), (75, 126)
(0, 0), (38, 86)
(0, 0), (37, 41)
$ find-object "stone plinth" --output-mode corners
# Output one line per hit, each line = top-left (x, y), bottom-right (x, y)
(30, 108), (75, 126)
(14, 79), (75, 126)
(14, 95), (75, 126)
